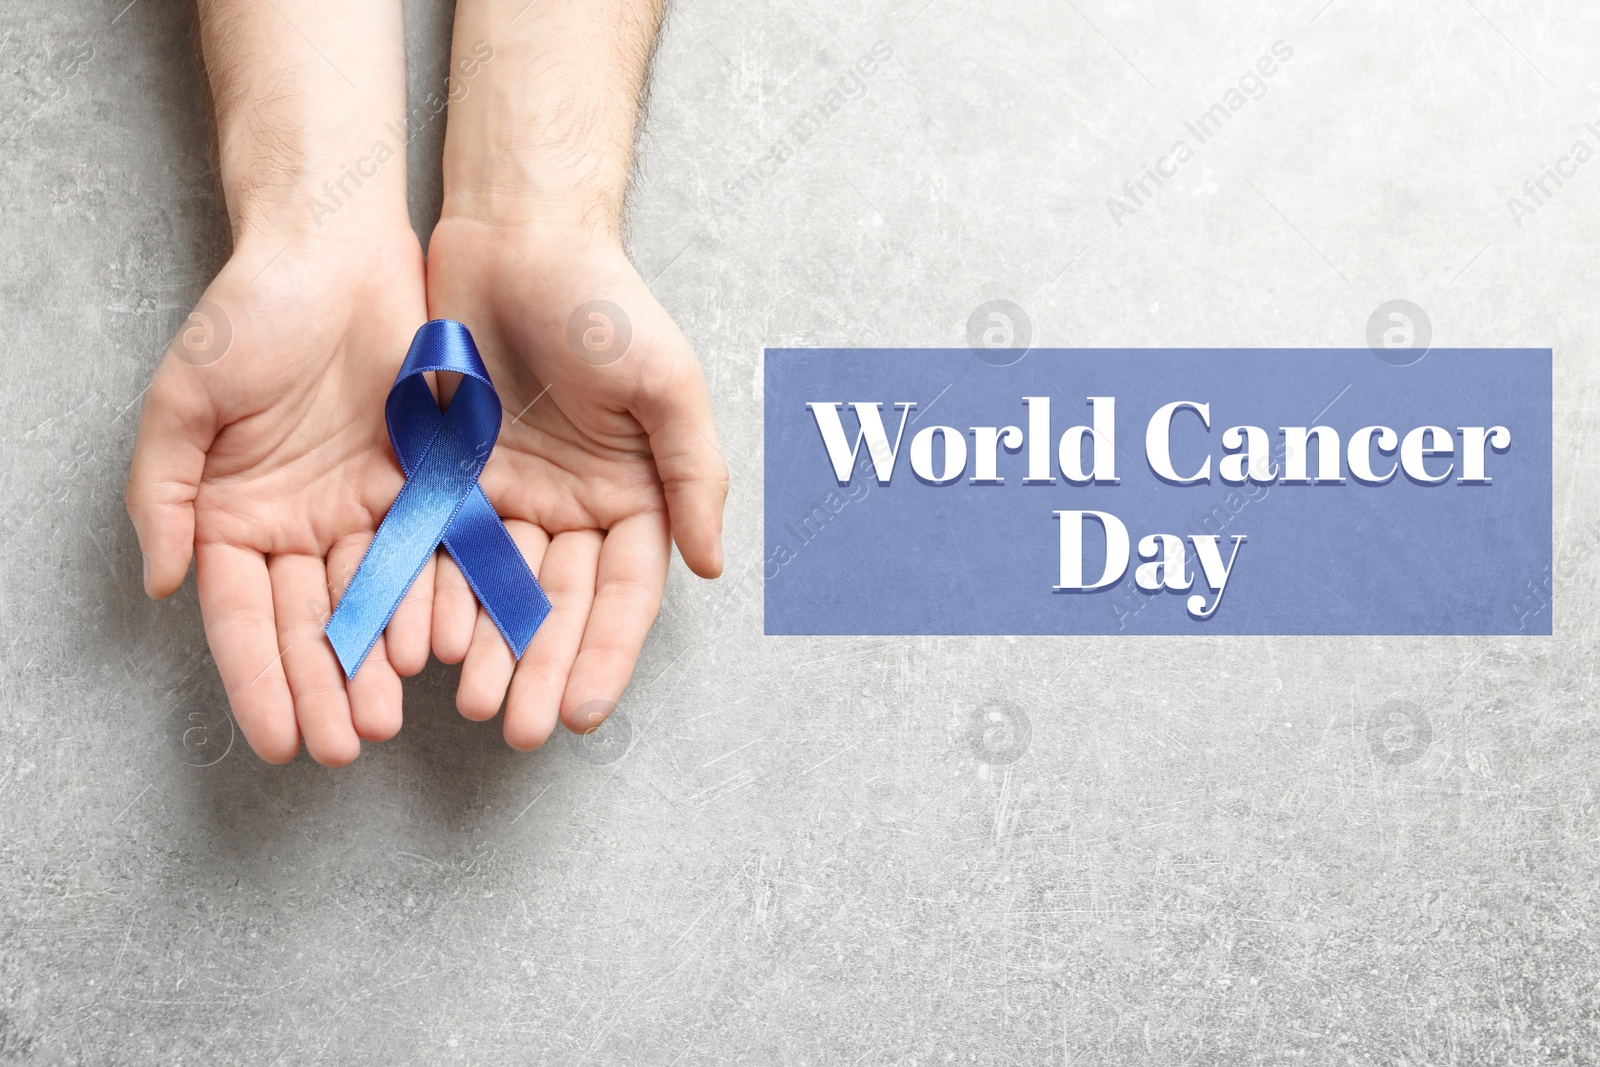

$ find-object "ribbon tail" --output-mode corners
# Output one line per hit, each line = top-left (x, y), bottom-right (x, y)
(442, 486), (552, 658)
(326, 432), (480, 680)
(325, 525), (443, 680)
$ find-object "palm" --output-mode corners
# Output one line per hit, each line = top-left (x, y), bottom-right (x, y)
(128, 234), (431, 764)
(424, 217), (726, 749)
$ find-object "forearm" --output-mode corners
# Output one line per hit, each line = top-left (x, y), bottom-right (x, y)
(440, 0), (664, 238)
(198, 0), (410, 241)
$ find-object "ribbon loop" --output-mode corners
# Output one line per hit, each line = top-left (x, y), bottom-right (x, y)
(325, 320), (551, 678)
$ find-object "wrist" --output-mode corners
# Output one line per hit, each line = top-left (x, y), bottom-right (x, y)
(437, 31), (636, 240)
(440, 148), (627, 241)
(428, 213), (626, 274)
(228, 224), (423, 278)
(218, 132), (413, 243)
(197, 0), (412, 242)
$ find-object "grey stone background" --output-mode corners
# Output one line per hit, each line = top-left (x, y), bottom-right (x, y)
(2, 0), (1596, 1062)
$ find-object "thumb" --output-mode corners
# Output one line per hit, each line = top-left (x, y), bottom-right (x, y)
(126, 359), (218, 598)
(631, 335), (729, 579)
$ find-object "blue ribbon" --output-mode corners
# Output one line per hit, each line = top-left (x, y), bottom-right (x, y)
(325, 320), (551, 678)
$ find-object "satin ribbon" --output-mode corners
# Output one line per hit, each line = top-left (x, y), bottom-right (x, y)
(325, 319), (550, 678)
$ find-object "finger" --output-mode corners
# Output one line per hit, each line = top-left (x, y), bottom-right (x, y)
(324, 534), (432, 684)
(630, 327), (728, 579)
(385, 553), (435, 677)
(561, 511), (669, 733)
(268, 553), (361, 767)
(503, 529), (601, 751)
(327, 537), (405, 743)
(126, 360), (219, 598)
(431, 551), (477, 665)
(350, 634), (404, 743)
(457, 521), (551, 721)
(195, 542), (298, 764)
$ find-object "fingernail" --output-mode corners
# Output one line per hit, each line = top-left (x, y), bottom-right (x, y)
(142, 554), (151, 594)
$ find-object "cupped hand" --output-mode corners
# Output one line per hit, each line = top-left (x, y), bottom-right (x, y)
(423, 217), (728, 750)
(126, 232), (432, 765)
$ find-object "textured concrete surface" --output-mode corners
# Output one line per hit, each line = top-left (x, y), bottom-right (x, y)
(3, 0), (1598, 1062)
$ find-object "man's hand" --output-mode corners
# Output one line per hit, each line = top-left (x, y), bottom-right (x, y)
(424, 219), (726, 749)
(429, 0), (726, 749)
(128, 235), (432, 764)
(126, 0), (424, 764)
